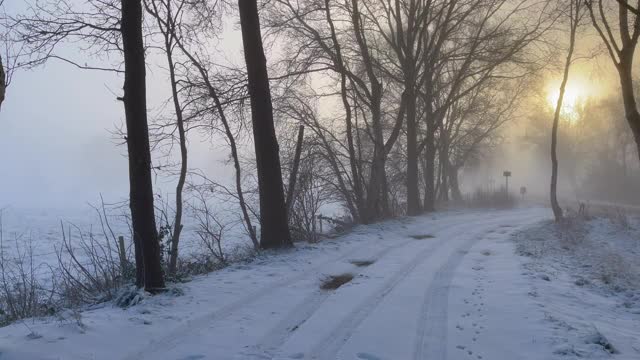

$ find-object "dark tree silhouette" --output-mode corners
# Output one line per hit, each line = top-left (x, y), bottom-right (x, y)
(121, 0), (165, 290)
(0, 54), (5, 110)
(551, 0), (584, 222)
(0, 0), (6, 111)
(238, 0), (292, 249)
(586, 0), (640, 161)
(144, 0), (190, 276)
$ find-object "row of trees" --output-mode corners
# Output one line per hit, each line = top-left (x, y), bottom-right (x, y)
(2, 0), (291, 291)
(3, 0), (640, 289)
(265, 0), (553, 223)
(0, 0), (563, 290)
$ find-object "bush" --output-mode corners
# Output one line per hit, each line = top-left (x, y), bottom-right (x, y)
(55, 222), (128, 307)
(0, 228), (56, 326)
(465, 187), (517, 209)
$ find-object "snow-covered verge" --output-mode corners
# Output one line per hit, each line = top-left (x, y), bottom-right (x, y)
(1, 206), (636, 360)
(512, 215), (640, 358)
(0, 207), (541, 359)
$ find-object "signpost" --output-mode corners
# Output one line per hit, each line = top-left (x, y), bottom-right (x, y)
(503, 171), (511, 195)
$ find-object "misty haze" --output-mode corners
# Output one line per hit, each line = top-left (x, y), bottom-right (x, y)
(1, 0), (640, 359)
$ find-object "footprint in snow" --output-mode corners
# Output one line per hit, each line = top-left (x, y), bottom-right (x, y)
(179, 356), (205, 360)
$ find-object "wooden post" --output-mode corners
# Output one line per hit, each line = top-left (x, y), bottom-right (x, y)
(312, 215), (316, 240)
(286, 125), (305, 219)
(118, 236), (127, 274)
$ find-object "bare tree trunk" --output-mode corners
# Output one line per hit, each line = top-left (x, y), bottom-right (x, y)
(450, 165), (463, 202)
(145, 0), (189, 275)
(551, 1), (581, 222)
(618, 54), (640, 161)
(0, 54), (5, 110)
(587, 1), (640, 161)
(324, 0), (365, 222)
(423, 136), (436, 212)
(422, 68), (437, 213)
(121, 0), (165, 291)
(238, 0), (292, 249)
(364, 94), (385, 222)
(439, 140), (450, 202)
(351, 0), (386, 223)
(166, 34), (187, 277)
(423, 105), (436, 212)
(406, 86), (421, 215)
(286, 125), (305, 218)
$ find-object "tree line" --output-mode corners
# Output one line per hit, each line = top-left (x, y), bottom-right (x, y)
(1, 0), (640, 291)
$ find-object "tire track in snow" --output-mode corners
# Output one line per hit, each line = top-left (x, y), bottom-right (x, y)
(126, 213), (487, 360)
(304, 216), (510, 360)
(247, 218), (467, 359)
(124, 246), (365, 360)
(413, 215), (541, 360)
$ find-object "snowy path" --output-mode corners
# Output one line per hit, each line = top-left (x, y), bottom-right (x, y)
(122, 207), (546, 360)
(8, 206), (636, 360)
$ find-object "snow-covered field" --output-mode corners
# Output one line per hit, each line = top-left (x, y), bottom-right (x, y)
(0, 205), (256, 280)
(1, 206), (639, 360)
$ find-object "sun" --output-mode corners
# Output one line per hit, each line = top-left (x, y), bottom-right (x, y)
(546, 78), (592, 120)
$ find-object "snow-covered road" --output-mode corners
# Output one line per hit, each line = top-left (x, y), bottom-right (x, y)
(2, 207), (638, 359)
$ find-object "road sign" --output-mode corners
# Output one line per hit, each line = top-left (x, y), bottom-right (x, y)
(503, 170), (511, 195)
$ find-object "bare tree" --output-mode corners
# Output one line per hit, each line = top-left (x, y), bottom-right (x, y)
(144, 0), (189, 276)
(10, 0), (165, 290)
(238, 0), (292, 248)
(121, 0), (165, 290)
(0, 51), (4, 110)
(286, 124), (305, 218)
(1, 0), (11, 111)
(551, 0), (584, 222)
(171, 23), (260, 249)
(586, 0), (640, 161)
(266, 0), (406, 223)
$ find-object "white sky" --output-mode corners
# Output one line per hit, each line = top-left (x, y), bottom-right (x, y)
(0, 1), (245, 209)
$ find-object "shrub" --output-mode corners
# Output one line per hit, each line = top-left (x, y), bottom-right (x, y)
(465, 187), (517, 209)
(0, 221), (56, 326)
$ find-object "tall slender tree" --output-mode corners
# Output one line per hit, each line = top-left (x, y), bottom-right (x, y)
(551, 0), (584, 222)
(586, 0), (640, 161)
(0, 53), (5, 110)
(238, 0), (292, 249)
(121, 0), (165, 289)
(144, 0), (190, 276)
(1, 0), (7, 111)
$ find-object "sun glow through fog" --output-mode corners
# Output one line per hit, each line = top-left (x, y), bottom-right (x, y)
(546, 78), (593, 120)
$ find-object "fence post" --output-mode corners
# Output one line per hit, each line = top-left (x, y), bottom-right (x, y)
(118, 236), (127, 274)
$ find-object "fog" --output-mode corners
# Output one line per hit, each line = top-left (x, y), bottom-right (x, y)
(2, 0), (640, 214)
(0, 3), (246, 209)
(3, 1), (640, 354)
